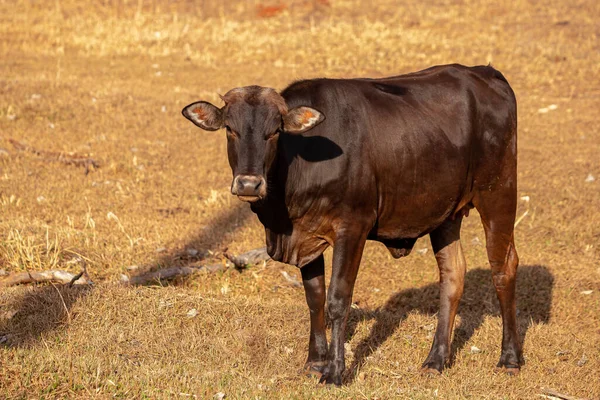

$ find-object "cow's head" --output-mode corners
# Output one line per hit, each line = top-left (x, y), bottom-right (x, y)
(182, 86), (324, 202)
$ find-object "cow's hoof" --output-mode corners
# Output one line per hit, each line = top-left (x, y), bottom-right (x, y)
(317, 362), (343, 386)
(496, 350), (524, 375)
(494, 364), (521, 376)
(420, 358), (445, 375)
(420, 366), (442, 376)
(303, 360), (328, 378)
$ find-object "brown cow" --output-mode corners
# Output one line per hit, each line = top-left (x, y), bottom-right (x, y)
(182, 64), (522, 385)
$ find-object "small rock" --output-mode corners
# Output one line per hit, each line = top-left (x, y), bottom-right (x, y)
(520, 195), (530, 202)
(0, 335), (10, 344)
(221, 284), (230, 295)
(36, 196), (46, 203)
(577, 354), (588, 367)
(225, 247), (270, 268)
(538, 107), (549, 114)
(48, 123), (55, 129)
(31, 93), (42, 100)
(186, 248), (199, 257)
(126, 265), (139, 271)
(119, 274), (130, 283)
(416, 248), (428, 255)
(585, 174), (595, 183)
(186, 308), (199, 318)
(548, 104), (558, 110)
(580, 290), (593, 295)
(214, 392), (225, 400)
(470, 345), (481, 354)
(161, 105), (167, 113)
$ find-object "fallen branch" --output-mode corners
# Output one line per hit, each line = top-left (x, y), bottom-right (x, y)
(224, 247), (270, 269)
(125, 264), (226, 285)
(9, 138), (99, 174)
(541, 388), (589, 400)
(0, 270), (91, 287)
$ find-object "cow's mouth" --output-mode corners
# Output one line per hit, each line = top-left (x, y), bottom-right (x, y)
(237, 195), (262, 203)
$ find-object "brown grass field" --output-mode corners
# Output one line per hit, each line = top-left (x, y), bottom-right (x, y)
(1, 0), (599, 398)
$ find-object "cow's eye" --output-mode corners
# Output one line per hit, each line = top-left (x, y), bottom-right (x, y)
(225, 126), (238, 138)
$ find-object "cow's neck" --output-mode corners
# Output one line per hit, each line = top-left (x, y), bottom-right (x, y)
(250, 148), (293, 235)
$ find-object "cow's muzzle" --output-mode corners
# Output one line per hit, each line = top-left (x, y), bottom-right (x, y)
(231, 175), (266, 202)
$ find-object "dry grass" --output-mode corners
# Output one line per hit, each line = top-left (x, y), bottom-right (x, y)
(1, 0), (600, 398)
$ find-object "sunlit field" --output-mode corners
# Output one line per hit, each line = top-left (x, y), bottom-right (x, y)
(1, 0), (599, 398)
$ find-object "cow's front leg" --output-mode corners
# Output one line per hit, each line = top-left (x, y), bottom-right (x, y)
(301, 255), (328, 375)
(319, 230), (368, 386)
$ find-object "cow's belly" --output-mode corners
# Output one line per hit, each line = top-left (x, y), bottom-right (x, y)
(373, 174), (470, 240)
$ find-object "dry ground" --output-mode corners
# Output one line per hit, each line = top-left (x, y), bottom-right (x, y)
(1, 0), (599, 398)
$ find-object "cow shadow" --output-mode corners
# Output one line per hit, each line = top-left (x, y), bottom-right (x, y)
(127, 201), (254, 285)
(128, 134), (342, 285)
(345, 265), (554, 381)
(0, 284), (92, 348)
(0, 203), (253, 348)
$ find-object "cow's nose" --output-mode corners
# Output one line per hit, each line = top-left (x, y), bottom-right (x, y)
(233, 175), (264, 197)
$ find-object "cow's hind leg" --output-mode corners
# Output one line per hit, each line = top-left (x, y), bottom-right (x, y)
(421, 217), (466, 373)
(301, 255), (328, 376)
(476, 187), (523, 373)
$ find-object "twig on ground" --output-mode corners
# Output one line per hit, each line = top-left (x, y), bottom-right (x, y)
(224, 247), (270, 269)
(280, 270), (302, 288)
(50, 281), (72, 324)
(68, 271), (85, 287)
(9, 138), (99, 174)
(0, 270), (91, 287)
(514, 209), (529, 228)
(541, 387), (589, 400)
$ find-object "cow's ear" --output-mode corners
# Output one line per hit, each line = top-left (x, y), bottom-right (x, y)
(182, 101), (224, 131)
(283, 106), (325, 134)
